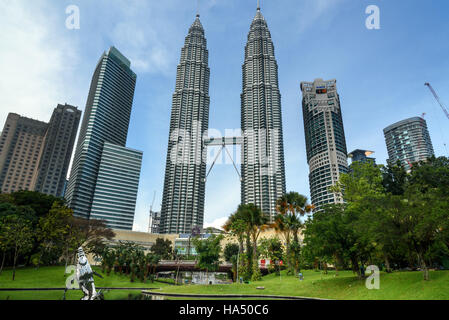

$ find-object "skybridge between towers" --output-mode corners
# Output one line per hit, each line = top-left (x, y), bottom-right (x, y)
(203, 136), (243, 183)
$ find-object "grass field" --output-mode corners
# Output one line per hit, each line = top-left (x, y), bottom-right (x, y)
(150, 269), (449, 300)
(1, 267), (448, 300)
(0, 266), (170, 300)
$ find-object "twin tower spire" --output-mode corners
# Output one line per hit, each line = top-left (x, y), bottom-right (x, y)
(159, 5), (286, 234)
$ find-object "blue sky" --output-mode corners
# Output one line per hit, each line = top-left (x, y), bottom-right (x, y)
(1, 0), (448, 231)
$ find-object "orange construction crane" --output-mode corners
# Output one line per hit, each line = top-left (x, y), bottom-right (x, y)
(425, 83), (449, 121)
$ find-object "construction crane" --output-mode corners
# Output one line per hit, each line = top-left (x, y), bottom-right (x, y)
(424, 83), (449, 121)
(148, 191), (156, 233)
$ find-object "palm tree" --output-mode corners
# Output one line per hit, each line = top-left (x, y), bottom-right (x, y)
(237, 203), (269, 280)
(223, 212), (246, 254)
(273, 192), (314, 273)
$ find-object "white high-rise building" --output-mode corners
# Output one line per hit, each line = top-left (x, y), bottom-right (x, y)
(301, 79), (349, 210)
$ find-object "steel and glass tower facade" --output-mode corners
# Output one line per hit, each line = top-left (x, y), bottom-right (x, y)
(65, 47), (139, 223)
(160, 15), (210, 234)
(240, 6), (286, 221)
(383, 117), (434, 170)
(90, 142), (143, 230)
(301, 79), (349, 210)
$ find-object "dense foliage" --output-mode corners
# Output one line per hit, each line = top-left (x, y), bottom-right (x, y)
(0, 191), (115, 280)
(303, 156), (449, 280)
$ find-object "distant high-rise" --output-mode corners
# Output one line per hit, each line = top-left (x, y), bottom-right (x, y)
(301, 79), (349, 210)
(0, 114), (47, 193)
(240, 5), (286, 221)
(32, 104), (81, 196)
(383, 117), (434, 170)
(348, 149), (376, 165)
(160, 15), (210, 234)
(65, 47), (142, 230)
(149, 210), (161, 234)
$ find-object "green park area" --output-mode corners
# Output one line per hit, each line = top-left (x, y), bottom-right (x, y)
(1, 157), (449, 300)
(1, 266), (448, 300)
(0, 266), (172, 300)
(149, 269), (449, 300)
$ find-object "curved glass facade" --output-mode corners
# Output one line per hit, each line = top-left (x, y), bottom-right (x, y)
(65, 47), (140, 228)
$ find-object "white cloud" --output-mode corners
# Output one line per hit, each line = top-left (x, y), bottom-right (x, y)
(294, 0), (348, 34)
(204, 216), (228, 230)
(111, 21), (172, 75)
(105, 0), (182, 76)
(0, 1), (83, 127)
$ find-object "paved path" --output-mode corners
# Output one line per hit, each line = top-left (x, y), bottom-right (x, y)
(0, 287), (160, 291)
(141, 291), (328, 300)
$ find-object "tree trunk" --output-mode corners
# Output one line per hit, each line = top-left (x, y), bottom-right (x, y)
(0, 251), (6, 275)
(418, 252), (429, 281)
(12, 245), (19, 281)
(384, 253), (392, 273)
(350, 256), (361, 279)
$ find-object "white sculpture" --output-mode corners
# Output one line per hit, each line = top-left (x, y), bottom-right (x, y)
(76, 247), (103, 300)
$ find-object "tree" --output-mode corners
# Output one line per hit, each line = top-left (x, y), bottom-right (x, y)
(303, 204), (369, 278)
(223, 243), (239, 281)
(223, 211), (248, 279)
(8, 191), (62, 218)
(146, 253), (160, 283)
(37, 203), (73, 267)
(400, 157), (449, 280)
(100, 247), (116, 276)
(150, 238), (173, 260)
(71, 218), (115, 254)
(0, 219), (12, 275)
(223, 214), (246, 255)
(273, 192), (313, 274)
(237, 203), (269, 281)
(193, 235), (223, 283)
(258, 237), (283, 275)
(2, 215), (34, 280)
(381, 160), (408, 195)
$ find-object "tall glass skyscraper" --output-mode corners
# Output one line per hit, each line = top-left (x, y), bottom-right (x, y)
(301, 79), (349, 210)
(240, 5), (286, 221)
(90, 142), (142, 230)
(65, 47), (142, 229)
(160, 15), (210, 234)
(383, 117), (434, 170)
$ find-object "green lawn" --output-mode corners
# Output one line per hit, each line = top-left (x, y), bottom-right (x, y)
(1, 267), (448, 300)
(150, 269), (449, 300)
(0, 266), (169, 300)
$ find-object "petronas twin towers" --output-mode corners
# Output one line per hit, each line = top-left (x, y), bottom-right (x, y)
(160, 6), (286, 234)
